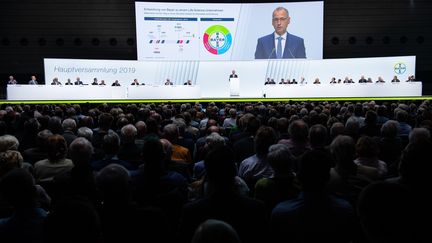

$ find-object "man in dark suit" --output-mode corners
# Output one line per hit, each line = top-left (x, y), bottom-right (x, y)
(74, 77), (84, 85)
(229, 70), (238, 79)
(255, 7), (306, 59)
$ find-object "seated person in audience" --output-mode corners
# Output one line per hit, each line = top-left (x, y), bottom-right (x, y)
(358, 75), (367, 83)
(313, 78), (321, 84)
(65, 78), (73, 85)
(91, 78), (98, 85)
(28, 75), (38, 85)
(7, 75), (17, 84)
(74, 77), (84, 85)
(330, 77), (337, 84)
(164, 78), (173, 85)
(265, 78), (276, 85)
(131, 79), (140, 85)
(375, 76), (385, 83)
(112, 80), (121, 86)
(184, 80), (192, 85)
(391, 75), (400, 82)
(99, 80), (106, 85)
(51, 77), (61, 85)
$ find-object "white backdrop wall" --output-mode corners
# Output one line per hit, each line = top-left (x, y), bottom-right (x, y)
(44, 55), (417, 99)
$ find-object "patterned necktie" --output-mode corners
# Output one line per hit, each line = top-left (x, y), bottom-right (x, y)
(276, 36), (283, 59)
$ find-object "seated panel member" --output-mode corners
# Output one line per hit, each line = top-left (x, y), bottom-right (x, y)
(28, 75), (38, 85)
(51, 77), (62, 85)
(265, 78), (276, 85)
(112, 80), (121, 86)
(290, 78), (298, 84)
(99, 80), (106, 85)
(391, 75), (400, 83)
(313, 78), (321, 84)
(279, 78), (286, 84)
(131, 79), (140, 85)
(164, 78), (173, 85)
(7, 75), (17, 85)
(65, 79), (73, 85)
(74, 77), (84, 85)
(184, 80), (192, 85)
(376, 76), (385, 83)
(91, 78), (99, 85)
(359, 75), (367, 83)
(330, 77), (337, 84)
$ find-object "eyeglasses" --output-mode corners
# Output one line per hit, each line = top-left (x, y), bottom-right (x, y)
(272, 17), (288, 22)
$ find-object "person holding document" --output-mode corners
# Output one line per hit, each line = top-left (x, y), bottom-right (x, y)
(255, 7), (306, 59)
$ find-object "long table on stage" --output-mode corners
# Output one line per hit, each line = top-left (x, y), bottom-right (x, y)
(262, 82), (422, 98)
(7, 82), (422, 100)
(6, 85), (202, 100)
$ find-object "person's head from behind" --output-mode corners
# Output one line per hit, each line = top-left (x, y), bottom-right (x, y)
(192, 219), (241, 243)
(288, 119), (309, 142)
(0, 168), (36, 208)
(309, 124), (328, 148)
(204, 145), (237, 193)
(298, 149), (332, 191)
(267, 144), (295, 176)
(0, 134), (20, 152)
(96, 164), (131, 205)
(46, 134), (68, 162)
(69, 137), (93, 167)
(408, 127), (430, 144)
(380, 120), (399, 139)
(356, 136), (380, 159)
(0, 150), (23, 177)
(399, 140), (432, 189)
(357, 182), (415, 243)
(254, 126), (278, 157)
(272, 6), (290, 36)
(330, 135), (356, 172)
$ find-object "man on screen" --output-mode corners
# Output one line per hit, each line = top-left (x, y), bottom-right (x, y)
(255, 7), (306, 59)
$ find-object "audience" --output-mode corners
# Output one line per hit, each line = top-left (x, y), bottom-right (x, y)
(0, 99), (430, 242)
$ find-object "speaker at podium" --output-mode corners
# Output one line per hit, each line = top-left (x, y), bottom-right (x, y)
(229, 78), (240, 96)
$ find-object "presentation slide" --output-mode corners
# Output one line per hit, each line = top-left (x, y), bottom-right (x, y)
(135, 1), (324, 61)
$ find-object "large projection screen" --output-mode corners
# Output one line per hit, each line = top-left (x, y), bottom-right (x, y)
(135, 1), (324, 61)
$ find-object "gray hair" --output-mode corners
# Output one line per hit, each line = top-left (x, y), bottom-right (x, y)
(77, 127), (93, 141)
(205, 132), (226, 149)
(0, 135), (20, 152)
(69, 137), (94, 165)
(273, 6), (289, 18)
(120, 124), (137, 143)
(62, 118), (77, 131)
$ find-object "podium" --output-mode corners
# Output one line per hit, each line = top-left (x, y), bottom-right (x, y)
(229, 78), (240, 96)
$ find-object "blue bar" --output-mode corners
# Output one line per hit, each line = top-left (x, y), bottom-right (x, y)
(200, 18), (234, 21)
(145, 17), (198, 21)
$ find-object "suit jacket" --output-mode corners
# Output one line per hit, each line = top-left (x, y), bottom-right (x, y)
(229, 74), (238, 78)
(74, 81), (84, 85)
(255, 32), (306, 59)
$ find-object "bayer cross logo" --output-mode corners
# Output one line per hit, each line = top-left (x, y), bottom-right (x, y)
(210, 32), (225, 48)
(394, 63), (407, 75)
(203, 25), (232, 55)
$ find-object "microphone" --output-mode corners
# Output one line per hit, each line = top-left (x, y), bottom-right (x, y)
(287, 47), (295, 58)
(268, 47), (276, 60)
